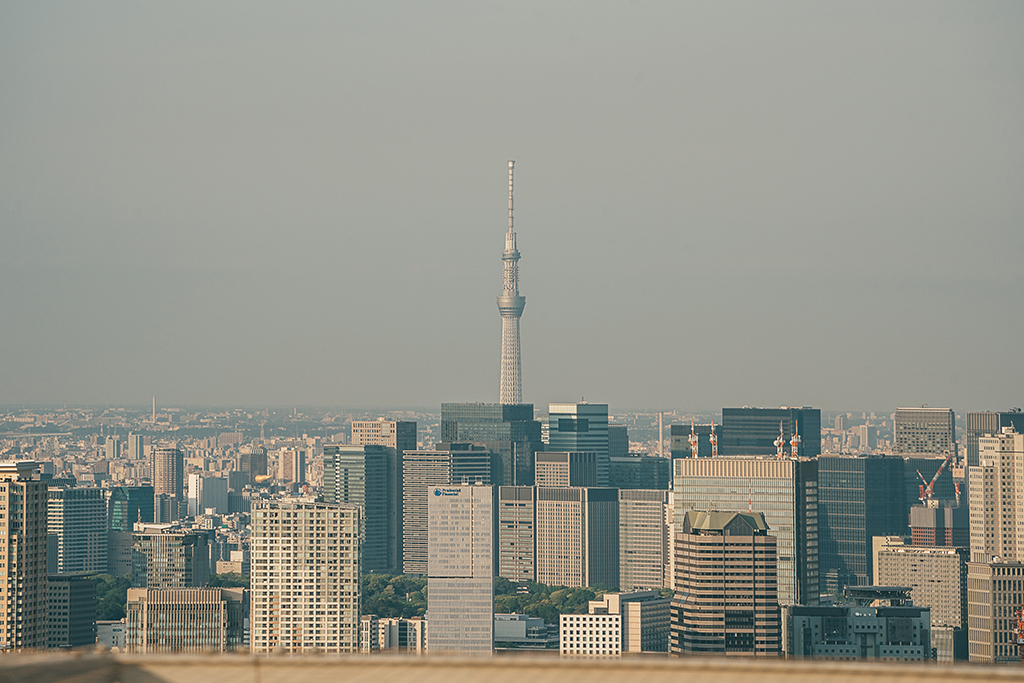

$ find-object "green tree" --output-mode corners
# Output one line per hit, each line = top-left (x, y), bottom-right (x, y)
(208, 572), (249, 588)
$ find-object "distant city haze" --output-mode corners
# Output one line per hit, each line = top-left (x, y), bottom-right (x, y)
(1, 2), (1021, 411)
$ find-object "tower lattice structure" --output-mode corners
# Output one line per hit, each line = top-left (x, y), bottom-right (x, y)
(497, 160), (525, 404)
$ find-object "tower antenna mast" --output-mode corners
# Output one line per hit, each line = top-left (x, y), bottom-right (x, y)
(498, 161), (526, 404)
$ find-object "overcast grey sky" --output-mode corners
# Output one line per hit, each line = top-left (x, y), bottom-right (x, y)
(1, 2), (1021, 413)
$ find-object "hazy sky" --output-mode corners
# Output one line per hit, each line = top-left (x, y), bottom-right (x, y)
(1, 2), (1022, 413)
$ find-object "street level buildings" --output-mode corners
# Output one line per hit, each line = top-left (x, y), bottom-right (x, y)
(784, 604), (931, 660)
(250, 499), (361, 654)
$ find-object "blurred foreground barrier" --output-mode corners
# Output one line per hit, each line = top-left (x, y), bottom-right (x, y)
(0, 653), (1023, 683)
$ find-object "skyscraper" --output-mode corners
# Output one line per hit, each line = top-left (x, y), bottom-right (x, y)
(536, 487), (618, 589)
(969, 429), (1024, 563)
(131, 525), (210, 589)
(720, 407), (821, 458)
(965, 410), (1024, 466)
(322, 444), (392, 572)
(250, 499), (362, 654)
(150, 446), (184, 519)
(619, 489), (670, 592)
(893, 407), (956, 456)
(548, 403), (609, 486)
(427, 484), (495, 655)
(498, 160), (525, 405)
(0, 461), (49, 650)
(440, 403), (540, 486)
(47, 486), (108, 574)
(497, 486), (537, 583)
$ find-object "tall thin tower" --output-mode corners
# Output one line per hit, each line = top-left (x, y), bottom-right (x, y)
(498, 160), (525, 404)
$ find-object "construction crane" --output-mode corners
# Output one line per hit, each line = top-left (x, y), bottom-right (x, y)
(1014, 605), (1024, 666)
(916, 449), (956, 503)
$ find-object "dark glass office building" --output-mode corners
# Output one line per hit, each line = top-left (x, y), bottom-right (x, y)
(818, 456), (906, 593)
(323, 444), (392, 573)
(440, 403), (541, 486)
(108, 486), (155, 532)
(608, 455), (671, 490)
(721, 407), (821, 457)
(669, 424), (717, 458)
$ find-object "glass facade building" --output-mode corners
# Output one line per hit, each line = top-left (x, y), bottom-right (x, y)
(322, 444), (392, 572)
(108, 486), (155, 532)
(441, 403), (541, 486)
(818, 456), (906, 593)
(720, 407), (821, 458)
(548, 403), (610, 486)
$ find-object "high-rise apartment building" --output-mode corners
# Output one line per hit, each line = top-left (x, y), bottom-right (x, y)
(966, 560), (1024, 664)
(401, 444), (492, 574)
(187, 474), (228, 516)
(673, 457), (818, 605)
(150, 446), (184, 519)
(250, 499), (361, 654)
(131, 524), (210, 589)
(105, 437), (121, 461)
(619, 489), (669, 592)
(671, 510), (779, 657)
(534, 452), (597, 487)
(427, 484), (495, 655)
(126, 587), (247, 653)
(969, 429), (1024, 563)
(127, 433), (145, 461)
(894, 407), (956, 456)
(278, 447), (306, 485)
(47, 486), (108, 574)
(322, 444), (391, 573)
(536, 487), (618, 588)
(720, 407), (821, 458)
(497, 486), (537, 583)
(352, 419), (416, 563)
(498, 160), (525, 405)
(965, 410), (1024, 466)
(818, 455), (905, 591)
(0, 461), (48, 650)
(440, 403), (540, 486)
(47, 574), (97, 649)
(548, 403), (609, 486)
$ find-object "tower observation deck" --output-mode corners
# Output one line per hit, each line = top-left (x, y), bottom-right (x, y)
(498, 160), (525, 404)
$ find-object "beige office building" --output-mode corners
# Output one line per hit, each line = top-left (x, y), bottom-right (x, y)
(250, 498), (361, 654)
(873, 536), (967, 630)
(125, 587), (247, 653)
(0, 461), (48, 650)
(619, 489), (669, 592)
(970, 429), (1024, 563)
(536, 487), (618, 589)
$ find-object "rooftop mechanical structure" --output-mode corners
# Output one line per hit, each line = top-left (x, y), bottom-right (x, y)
(498, 160), (525, 404)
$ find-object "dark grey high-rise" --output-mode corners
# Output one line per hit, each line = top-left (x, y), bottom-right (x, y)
(720, 407), (821, 458)
(818, 455), (906, 592)
(440, 403), (541, 486)
(323, 444), (392, 573)
(965, 409), (1024, 466)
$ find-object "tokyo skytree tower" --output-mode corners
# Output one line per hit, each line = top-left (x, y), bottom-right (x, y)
(497, 160), (525, 404)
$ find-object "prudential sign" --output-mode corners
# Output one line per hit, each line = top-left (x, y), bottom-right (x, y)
(433, 488), (462, 497)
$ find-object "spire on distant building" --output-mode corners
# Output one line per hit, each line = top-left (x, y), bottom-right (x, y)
(497, 160), (525, 404)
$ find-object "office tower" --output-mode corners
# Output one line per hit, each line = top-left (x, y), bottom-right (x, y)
(608, 425), (629, 458)
(427, 484), (495, 655)
(818, 455), (906, 592)
(0, 461), (48, 650)
(536, 487), (618, 588)
(784, 601), (931, 660)
(125, 587), (247, 653)
(352, 419), (417, 569)
(534, 452), (598, 487)
(619, 489), (669, 591)
(278, 447), (306, 484)
(873, 537), (967, 660)
(548, 403), (610, 486)
(560, 591), (670, 657)
(250, 499), (362, 654)
(719, 407), (821, 458)
(127, 433), (145, 461)
(909, 503), (969, 547)
(498, 160), (525, 404)
(186, 474), (228, 516)
(238, 445), (268, 484)
(131, 525), (210, 588)
(894, 407), (956, 456)
(47, 486), (107, 574)
(401, 444), (492, 574)
(497, 486), (537, 583)
(322, 444), (391, 573)
(967, 560), (1024, 664)
(47, 574), (97, 649)
(440, 403), (540, 486)
(671, 510), (779, 657)
(965, 410), (1024, 466)
(673, 457), (818, 606)
(609, 455), (671, 490)
(105, 437), (121, 461)
(969, 429), (1024, 563)
(670, 423), (716, 459)
(150, 446), (184, 520)
(108, 486), (154, 532)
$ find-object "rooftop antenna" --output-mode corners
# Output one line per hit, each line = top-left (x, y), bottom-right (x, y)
(709, 420), (718, 457)
(775, 421), (786, 459)
(790, 419), (802, 458)
(688, 419), (699, 459)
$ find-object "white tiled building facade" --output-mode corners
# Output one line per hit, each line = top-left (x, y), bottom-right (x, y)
(250, 498), (361, 654)
(560, 612), (621, 656)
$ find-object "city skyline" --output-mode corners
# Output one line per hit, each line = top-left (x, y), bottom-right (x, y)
(1, 3), (1021, 412)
